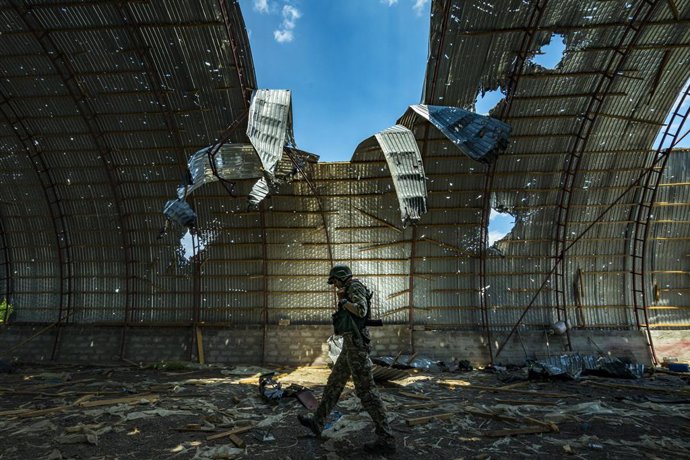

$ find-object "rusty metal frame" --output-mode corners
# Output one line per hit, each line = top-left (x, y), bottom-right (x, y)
(495, 0), (665, 358)
(409, 0), (454, 352)
(11, 1), (143, 361)
(478, 0), (549, 365)
(630, 81), (690, 365)
(218, 0), (257, 109)
(494, 146), (682, 357)
(0, 87), (71, 351)
(552, 0), (660, 351)
(0, 200), (14, 323)
(113, 1), (195, 360)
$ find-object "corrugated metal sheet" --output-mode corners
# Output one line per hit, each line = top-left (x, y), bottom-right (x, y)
(402, 105), (511, 162)
(0, 0), (689, 357)
(372, 125), (428, 227)
(246, 89), (293, 174)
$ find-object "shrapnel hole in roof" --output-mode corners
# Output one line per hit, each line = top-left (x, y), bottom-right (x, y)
(531, 33), (566, 70)
(178, 228), (217, 263)
(653, 76), (690, 150)
(488, 207), (515, 246)
(475, 88), (504, 115)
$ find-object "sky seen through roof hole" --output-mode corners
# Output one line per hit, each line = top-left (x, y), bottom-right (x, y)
(241, 0), (431, 162)
(233, 1), (690, 255)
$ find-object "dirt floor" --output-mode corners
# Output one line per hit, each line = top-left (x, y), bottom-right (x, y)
(1, 360), (689, 460)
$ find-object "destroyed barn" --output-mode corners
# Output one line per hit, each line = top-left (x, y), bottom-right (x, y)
(0, 0), (689, 459)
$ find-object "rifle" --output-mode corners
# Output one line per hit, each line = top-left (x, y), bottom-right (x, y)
(365, 319), (383, 327)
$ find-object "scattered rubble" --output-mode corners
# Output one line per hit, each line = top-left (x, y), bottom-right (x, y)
(0, 360), (688, 459)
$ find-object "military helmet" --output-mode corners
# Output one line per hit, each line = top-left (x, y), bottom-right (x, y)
(327, 264), (352, 284)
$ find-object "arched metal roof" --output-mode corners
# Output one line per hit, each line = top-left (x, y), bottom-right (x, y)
(0, 0), (254, 331)
(1, 0), (688, 364)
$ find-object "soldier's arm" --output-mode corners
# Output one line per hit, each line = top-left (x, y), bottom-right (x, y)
(342, 283), (368, 318)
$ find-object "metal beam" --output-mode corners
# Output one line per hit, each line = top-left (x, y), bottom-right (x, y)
(9, 0), (132, 358)
(552, 0), (660, 351)
(479, 0), (550, 364)
(629, 78), (690, 366)
(0, 203), (13, 321)
(0, 88), (72, 352)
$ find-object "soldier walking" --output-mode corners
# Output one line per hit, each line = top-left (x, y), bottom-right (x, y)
(298, 264), (396, 453)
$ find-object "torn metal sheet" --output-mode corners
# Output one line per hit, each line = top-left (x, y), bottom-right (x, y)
(581, 355), (645, 379)
(246, 89), (295, 177)
(371, 365), (411, 382)
(374, 125), (428, 227)
(166, 90), (315, 217)
(528, 353), (645, 380)
(177, 144), (260, 199)
(259, 372), (284, 401)
(178, 143), (317, 200)
(163, 199), (197, 228)
(528, 354), (584, 380)
(248, 176), (271, 209)
(373, 355), (441, 372)
(399, 104), (511, 163)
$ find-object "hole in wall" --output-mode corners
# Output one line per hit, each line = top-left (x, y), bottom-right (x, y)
(488, 207), (515, 246)
(531, 33), (566, 69)
(475, 88), (505, 115)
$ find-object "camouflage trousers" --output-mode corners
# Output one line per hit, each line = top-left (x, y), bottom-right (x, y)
(315, 334), (393, 439)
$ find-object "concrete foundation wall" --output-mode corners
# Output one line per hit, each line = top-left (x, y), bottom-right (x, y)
(650, 330), (690, 363)
(0, 324), (670, 367)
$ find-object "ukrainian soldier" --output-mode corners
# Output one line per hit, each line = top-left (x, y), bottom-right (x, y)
(298, 264), (395, 453)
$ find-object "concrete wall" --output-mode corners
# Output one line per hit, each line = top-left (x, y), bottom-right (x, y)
(650, 330), (690, 363)
(0, 324), (667, 367)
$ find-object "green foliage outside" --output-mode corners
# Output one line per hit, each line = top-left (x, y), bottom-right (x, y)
(0, 298), (13, 324)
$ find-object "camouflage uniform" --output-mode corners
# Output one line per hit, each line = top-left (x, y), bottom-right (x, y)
(313, 278), (394, 440)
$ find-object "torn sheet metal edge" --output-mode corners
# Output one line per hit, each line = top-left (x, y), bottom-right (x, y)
(528, 353), (645, 380)
(248, 176), (271, 209)
(178, 144), (261, 199)
(179, 144), (319, 200)
(163, 199), (197, 228)
(246, 89), (293, 175)
(400, 104), (511, 163)
(374, 125), (428, 227)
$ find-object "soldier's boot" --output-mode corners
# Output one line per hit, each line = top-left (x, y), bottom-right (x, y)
(297, 414), (322, 437)
(363, 435), (396, 454)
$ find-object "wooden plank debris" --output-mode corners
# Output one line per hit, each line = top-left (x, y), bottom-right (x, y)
(78, 394), (159, 408)
(399, 402), (439, 410)
(439, 381), (571, 398)
(405, 412), (453, 426)
(195, 326), (205, 365)
(228, 433), (246, 448)
(206, 424), (255, 441)
(484, 426), (553, 437)
(398, 391), (432, 400)
(175, 424), (216, 433)
(583, 380), (690, 394)
(494, 398), (558, 406)
(464, 407), (559, 433)
(17, 405), (72, 418)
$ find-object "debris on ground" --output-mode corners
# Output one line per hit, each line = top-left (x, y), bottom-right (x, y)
(1, 361), (689, 459)
(528, 353), (646, 380)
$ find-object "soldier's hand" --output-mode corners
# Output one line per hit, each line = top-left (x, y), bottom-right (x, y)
(336, 288), (346, 300)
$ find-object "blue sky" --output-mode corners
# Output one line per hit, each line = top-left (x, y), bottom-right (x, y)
(241, 0), (431, 162)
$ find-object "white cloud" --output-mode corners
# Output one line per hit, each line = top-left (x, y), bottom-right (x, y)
(413, 0), (429, 15)
(281, 4), (301, 27)
(273, 29), (294, 43)
(381, 0), (398, 5)
(273, 4), (301, 44)
(253, 0), (269, 13)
